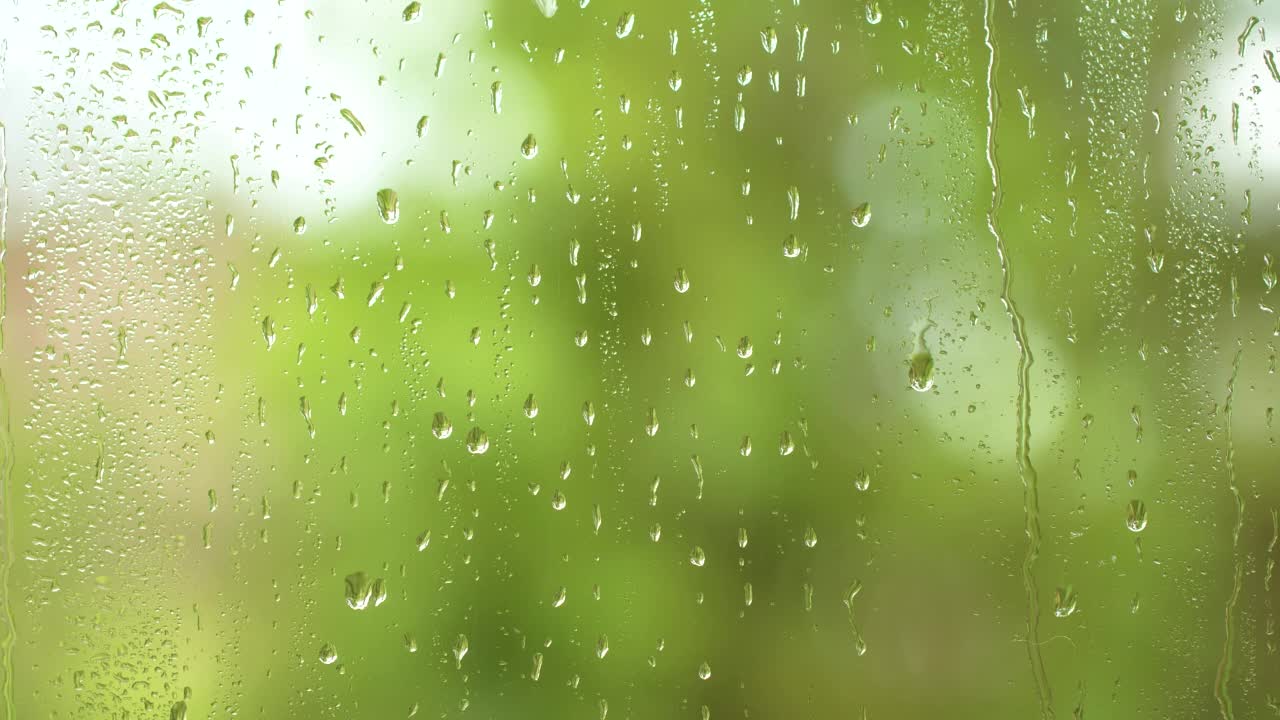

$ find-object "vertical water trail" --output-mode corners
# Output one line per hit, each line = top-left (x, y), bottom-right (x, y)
(0, 121), (17, 720)
(982, 2), (1053, 717)
(1214, 349), (1243, 720)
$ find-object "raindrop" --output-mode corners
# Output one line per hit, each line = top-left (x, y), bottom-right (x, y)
(319, 643), (338, 665)
(344, 572), (374, 610)
(376, 188), (399, 224)
(865, 1), (882, 24)
(645, 408), (660, 436)
(616, 11), (635, 38)
(782, 234), (801, 258)
(432, 412), (453, 439)
(339, 108), (366, 136)
(465, 427), (490, 454)
(850, 202), (872, 228)
(778, 431), (795, 456)
(674, 268), (690, 293)
(1053, 586), (1078, 618)
(453, 634), (469, 668)
(761, 26), (778, 54)
(908, 321), (935, 392)
(690, 546), (706, 567)
(1126, 500), (1148, 532)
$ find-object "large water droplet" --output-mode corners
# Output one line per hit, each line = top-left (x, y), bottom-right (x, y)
(376, 188), (399, 224)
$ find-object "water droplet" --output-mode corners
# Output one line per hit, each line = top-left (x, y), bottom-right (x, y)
(674, 267), (690, 293)
(402, 1), (422, 22)
(432, 412), (453, 439)
(1053, 586), (1078, 617)
(491, 81), (503, 114)
(453, 634), (469, 668)
(697, 661), (712, 680)
(782, 234), (802, 258)
(521, 133), (539, 159)
(261, 316), (276, 350)
(376, 188), (399, 224)
(293, 216), (307, 234)
(319, 643), (338, 665)
(803, 526), (818, 548)
(339, 108), (366, 136)
(533, 0), (557, 18)
(523, 394), (539, 418)
(689, 546), (706, 567)
(908, 321), (935, 392)
(465, 427), (490, 454)
(736, 336), (753, 359)
(616, 11), (635, 38)
(344, 571), (374, 610)
(1126, 500), (1148, 532)
(761, 26), (778, 54)
(551, 490), (567, 510)
(850, 202), (872, 228)
(865, 1), (882, 24)
(552, 587), (567, 607)
(778, 431), (795, 456)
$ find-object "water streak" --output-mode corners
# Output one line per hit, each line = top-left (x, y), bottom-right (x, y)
(1214, 349), (1243, 720)
(983, 2), (1053, 716)
(0, 120), (17, 720)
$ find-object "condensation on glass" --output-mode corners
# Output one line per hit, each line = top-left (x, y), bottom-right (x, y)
(0, 1), (1277, 718)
